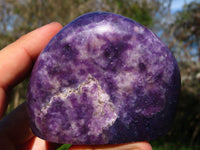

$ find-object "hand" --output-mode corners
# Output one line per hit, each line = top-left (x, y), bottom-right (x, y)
(0, 22), (152, 150)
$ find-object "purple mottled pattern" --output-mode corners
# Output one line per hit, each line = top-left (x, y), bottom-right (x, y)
(27, 12), (181, 144)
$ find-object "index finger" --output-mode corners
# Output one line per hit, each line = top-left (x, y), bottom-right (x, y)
(0, 22), (62, 90)
(0, 22), (62, 116)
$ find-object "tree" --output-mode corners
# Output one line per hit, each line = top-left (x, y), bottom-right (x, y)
(170, 1), (200, 62)
(164, 1), (200, 147)
(103, 0), (155, 27)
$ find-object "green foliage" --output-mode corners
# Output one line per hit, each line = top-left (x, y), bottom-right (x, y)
(5, 79), (29, 116)
(0, 33), (15, 49)
(0, 0), (156, 48)
(172, 1), (200, 46)
(151, 141), (200, 150)
(168, 2), (200, 147)
(106, 0), (154, 27)
(120, 1), (153, 26)
(57, 144), (71, 150)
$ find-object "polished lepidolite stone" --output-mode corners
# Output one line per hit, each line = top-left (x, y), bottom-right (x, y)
(27, 12), (181, 144)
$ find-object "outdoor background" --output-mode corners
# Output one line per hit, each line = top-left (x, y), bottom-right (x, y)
(0, 0), (200, 150)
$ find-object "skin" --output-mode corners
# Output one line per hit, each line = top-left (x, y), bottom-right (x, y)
(0, 22), (152, 150)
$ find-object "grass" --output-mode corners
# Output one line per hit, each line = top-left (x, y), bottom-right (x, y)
(57, 144), (71, 150)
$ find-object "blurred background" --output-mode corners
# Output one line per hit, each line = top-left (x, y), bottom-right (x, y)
(0, 0), (200, 149)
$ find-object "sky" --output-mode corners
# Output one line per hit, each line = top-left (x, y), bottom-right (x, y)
(171, 0), (200, 13)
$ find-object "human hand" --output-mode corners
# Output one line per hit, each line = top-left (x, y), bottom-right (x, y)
(0, 22), (152, 150)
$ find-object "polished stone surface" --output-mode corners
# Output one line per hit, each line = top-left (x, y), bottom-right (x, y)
(27, 12), (181, 144)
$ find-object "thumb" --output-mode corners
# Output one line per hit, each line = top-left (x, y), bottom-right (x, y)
(0, 102), (33, 146)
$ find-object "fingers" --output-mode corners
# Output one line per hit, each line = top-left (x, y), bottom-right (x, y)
(17, 137), (61, 150)
(69, 142), (152, 150)
(0, 102), (33, 145)
(0, 22), (62, 117)
(0, 22), (62, 90)
(0, 100), (152, 150)
(0, 102), (61, 150)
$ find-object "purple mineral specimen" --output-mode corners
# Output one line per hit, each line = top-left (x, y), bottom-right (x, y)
(27, 12), (181, 144)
